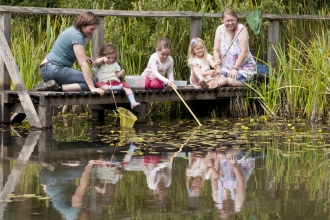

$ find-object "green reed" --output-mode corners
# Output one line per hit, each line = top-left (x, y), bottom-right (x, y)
(7, 0), (330, 118)
(250, 21), (330, 120)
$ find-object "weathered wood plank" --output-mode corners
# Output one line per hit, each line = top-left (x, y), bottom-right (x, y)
(0, 30), (42, 128)
(4, 88), (249, 105)
(0, 6), (330, 21)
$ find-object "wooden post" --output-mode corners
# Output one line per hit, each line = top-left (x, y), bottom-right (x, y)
(133, 102), (149, 123)
(267, 19), (280, 67)
(190, 17), (202, 40)
(37, 105), (53, 128)
(0, 12), (11, 124)
(92, 16), (104, 61)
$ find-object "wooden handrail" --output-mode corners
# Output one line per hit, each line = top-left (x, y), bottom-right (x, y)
(0, 6), (329, 20)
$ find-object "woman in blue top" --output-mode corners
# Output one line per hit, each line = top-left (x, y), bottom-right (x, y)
(36, 12), (104, 96)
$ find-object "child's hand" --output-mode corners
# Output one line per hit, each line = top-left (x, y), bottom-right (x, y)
(167, 81), (177, 89)
(117, 70), (125, 78)
(102, 57), (108, 63)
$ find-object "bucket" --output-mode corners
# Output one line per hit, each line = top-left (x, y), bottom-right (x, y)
(117, 107), (137, 128)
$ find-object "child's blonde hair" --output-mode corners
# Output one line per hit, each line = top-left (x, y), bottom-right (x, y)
(156, 38), (172, 51)
(98, 43), (120, 63)
(187, 38), (209, 68)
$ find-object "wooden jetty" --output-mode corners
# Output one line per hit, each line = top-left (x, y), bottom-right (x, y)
(1, 6), (329, 129)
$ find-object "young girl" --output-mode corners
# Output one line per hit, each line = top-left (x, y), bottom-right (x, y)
(141, 38), (177, 90)
(94, 43), (140, 109)
(187, 38), (227, 89)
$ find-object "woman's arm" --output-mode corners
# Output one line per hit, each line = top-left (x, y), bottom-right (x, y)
(228, 25), (249, 79)
(71, 160), (94, 208)
(73, 44), (104, 96)
(211, 158), (220, 202)
(228, 157), (246, 211)
(234, 25), (249, 69)
(213, 26), (222, 71)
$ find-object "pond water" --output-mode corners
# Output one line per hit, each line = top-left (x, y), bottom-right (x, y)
(0, 115), (330, 220)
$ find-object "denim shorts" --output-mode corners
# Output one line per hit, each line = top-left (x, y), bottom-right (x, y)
(40, 64), (96, 91)
(221, 71), (248, 83)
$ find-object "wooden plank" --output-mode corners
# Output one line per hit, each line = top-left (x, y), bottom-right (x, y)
(0, 6), (329, 21)
(0, 30), (42, 128)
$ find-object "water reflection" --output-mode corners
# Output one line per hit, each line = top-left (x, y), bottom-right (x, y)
(125, 152), (172, 209)
(212, 148), (255, 219)
(1, 118), (330, 219)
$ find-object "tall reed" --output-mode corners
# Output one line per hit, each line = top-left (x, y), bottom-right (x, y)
(7, 0), (330, 118)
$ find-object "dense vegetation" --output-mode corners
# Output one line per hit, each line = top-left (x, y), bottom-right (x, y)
(1, 0), (330, 121)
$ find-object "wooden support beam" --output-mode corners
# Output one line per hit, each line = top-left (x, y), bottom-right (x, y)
(0, 28), (42, 128)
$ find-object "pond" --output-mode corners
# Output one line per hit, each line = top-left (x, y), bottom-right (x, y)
(0, 115), (330, 220)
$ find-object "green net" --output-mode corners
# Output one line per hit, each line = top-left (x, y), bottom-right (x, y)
(245, 9), (263, 35)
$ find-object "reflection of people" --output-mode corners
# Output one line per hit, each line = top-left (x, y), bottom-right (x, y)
(123, 151), (172, 208)
(211, 149), (254, 219)
(93, 43), (140, 109)
(39, 161), (87, 220)
(144, 155), (172, 208)
(186, 152), (215, 197)
(40, 158), (123, 220)
(187, 38), (227, 89)
(213, 8), (256, 87)
(141, 38), (177, 90)
(36, 12), (104, 96)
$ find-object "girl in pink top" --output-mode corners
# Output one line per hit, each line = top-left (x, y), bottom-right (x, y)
(141, 38), (177, 90)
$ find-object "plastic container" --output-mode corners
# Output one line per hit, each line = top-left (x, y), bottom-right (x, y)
(174, 80), (187, 87)
(117, 107), (137, 128)
(125, 75), (146, 89)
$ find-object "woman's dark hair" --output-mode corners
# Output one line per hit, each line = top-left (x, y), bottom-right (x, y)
(73, 12), (100, 32)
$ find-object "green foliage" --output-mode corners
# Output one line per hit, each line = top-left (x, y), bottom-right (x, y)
(6, 0), (330, 118)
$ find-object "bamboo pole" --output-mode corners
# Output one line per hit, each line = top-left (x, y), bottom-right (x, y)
(171, 85), (202, 126)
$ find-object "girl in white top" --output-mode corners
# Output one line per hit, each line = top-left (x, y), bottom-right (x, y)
(187, 38), (228, 89)
(141, 38), (177, 90)
(93, 43), (140, 109)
